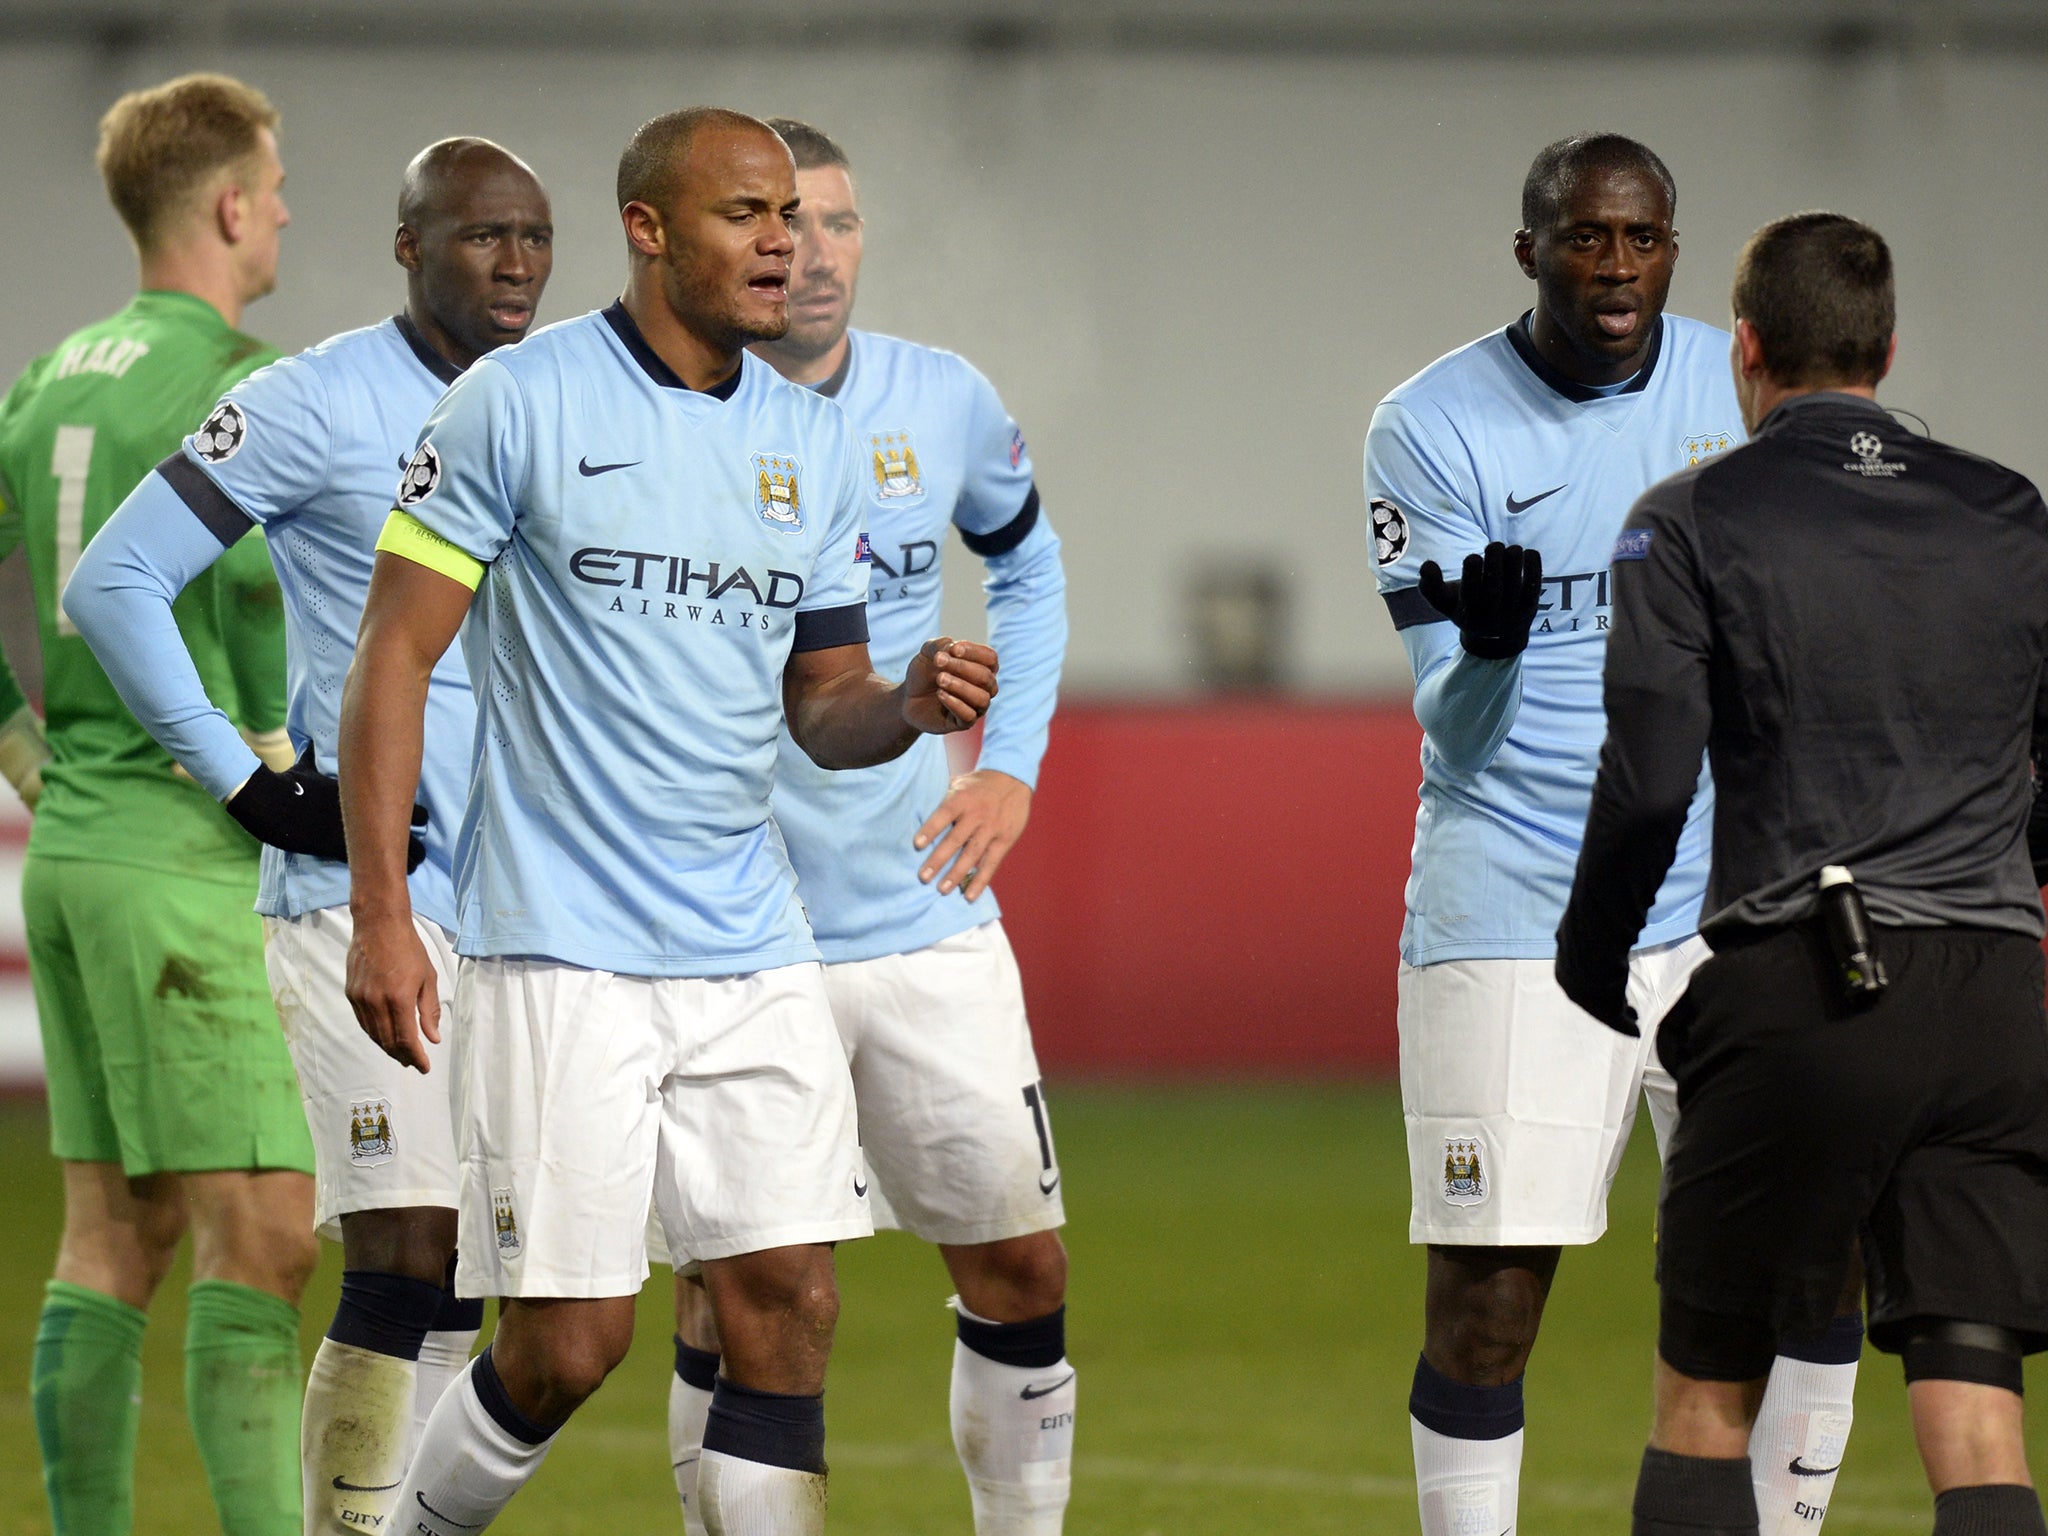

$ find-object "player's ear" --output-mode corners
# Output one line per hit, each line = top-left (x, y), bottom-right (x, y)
(1512, 228), (1538, 280)
(214, 176), (246, 246)
(620, 199), (666, 259)
(394, 223), (422, 274)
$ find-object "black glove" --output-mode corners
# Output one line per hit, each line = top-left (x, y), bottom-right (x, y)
(1553, 953), (1639, 1037)
(1419, 542), (1544, 660)
(226, 745), (427, 872)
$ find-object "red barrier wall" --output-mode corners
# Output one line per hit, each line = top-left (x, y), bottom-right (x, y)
(989, 699), (1423, 1077)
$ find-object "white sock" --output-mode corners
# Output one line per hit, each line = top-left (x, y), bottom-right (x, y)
(1751, 1335), (1859, 1535)
(950, 1308), (1075, 1536)
(412, 1327), (481, 1464)
(301, 1338), (418, 1536)
(670, 1339), (718, 1536)
(399, 1350), (557, 1534)
(1411, 1418), (1525, 1536)
(697, 1450), (827, 1536)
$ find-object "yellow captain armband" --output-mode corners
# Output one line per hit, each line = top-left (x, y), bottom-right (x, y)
(375, 510), (485, 591)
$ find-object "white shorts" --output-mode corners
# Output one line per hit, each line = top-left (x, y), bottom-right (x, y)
(1399, 935), (1705, 1246)
(829, 920), (1065, 1247)
(452, 957), (872, 1300)
(264, 907), (460, 1241)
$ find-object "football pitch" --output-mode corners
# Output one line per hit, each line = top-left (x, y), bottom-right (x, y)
(0, 1084), (2037, 1535)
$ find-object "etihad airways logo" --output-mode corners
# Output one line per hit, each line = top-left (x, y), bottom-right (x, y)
(570, 546), (804, 629)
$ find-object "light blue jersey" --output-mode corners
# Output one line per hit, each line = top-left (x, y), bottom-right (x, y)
(400, 303), (872, 977)
(61, 316), (474, 930)
(1365, 313), (1742, 965)
(773, 330), (1066, 963)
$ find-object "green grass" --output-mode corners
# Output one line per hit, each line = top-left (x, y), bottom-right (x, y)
(0, 1086), (2040, 1533)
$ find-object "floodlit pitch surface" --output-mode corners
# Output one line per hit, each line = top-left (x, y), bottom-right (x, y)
(0, 1086), (2035, 1534)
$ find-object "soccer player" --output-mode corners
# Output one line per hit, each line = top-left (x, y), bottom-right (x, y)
(64, 137), (555, 1535)
(0, 74), (313, 1536)
(1365, 134), (1860, 1536)
(340, 107), (998, 1536)
(662, 117), (1074, 1536)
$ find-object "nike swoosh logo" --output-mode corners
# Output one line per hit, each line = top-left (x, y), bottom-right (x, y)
(578, 456), (640, 477)
(332, 1475), (401, 1492)
(1788, 1457), (1842, 1477)
(1039, 1172), (1061, 1195)
(853, 1175), (868, 1197)
(417, 1490), (486, 1528)
(1505, 484), (1566, 514)
(1020, 1372), (1075, 1401)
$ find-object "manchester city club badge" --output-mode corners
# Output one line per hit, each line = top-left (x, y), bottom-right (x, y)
(492, 1187), (522, 1256)
(1682, 429), (1736, 466)
(867, 430), (926, 503)
(347, 1098), (394, 1167)
(752, 452), (804, 533)
(1441, 1137), (1488, 1206)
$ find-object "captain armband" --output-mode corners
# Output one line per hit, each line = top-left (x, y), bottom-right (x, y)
(375, 511), (486, 591)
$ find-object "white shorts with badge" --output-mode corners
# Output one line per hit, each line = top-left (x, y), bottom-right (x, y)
(264, 907), (460, 1242)
(1399, 934), (1705, 1246)
(829, 920), (1065, 1247)
(453, 956), (872, 1300)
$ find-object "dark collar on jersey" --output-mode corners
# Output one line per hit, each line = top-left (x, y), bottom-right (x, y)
(1504, 309), (1664, 404)
(392, 313), (464, 386)
(602, 301), (744, 401)
(810, 335), (854, 399)
(1757, 389), (1891, 434)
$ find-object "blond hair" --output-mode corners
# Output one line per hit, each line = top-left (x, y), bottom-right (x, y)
(96, 73), (279, 252)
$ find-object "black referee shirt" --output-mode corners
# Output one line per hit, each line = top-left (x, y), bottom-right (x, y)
(1555, 391), (2048, 1026)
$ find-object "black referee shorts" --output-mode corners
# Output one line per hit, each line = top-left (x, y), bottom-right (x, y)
(1653, 922), (2048, 1381)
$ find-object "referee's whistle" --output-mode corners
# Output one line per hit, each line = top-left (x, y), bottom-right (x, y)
(1818, 865), (1888, 1000)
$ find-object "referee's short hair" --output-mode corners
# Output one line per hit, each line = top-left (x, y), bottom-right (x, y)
(1733, 212), (1894, 388)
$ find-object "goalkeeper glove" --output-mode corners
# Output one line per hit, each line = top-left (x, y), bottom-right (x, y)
(0, 703), (50, 812)
(226, 744), (426, 872)
(1419, 542), (1545, 660)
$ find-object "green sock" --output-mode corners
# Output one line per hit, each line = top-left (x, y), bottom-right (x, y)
(184, 1280), (303, 1536)
(33, 1280), (147, 1536)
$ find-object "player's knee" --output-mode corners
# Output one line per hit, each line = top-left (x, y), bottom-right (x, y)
(962, 1232), (1068, 1318)
(1428, 1276), (1544, 1382)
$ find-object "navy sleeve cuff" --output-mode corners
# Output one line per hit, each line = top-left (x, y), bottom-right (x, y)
(960, 484), (1040, 559)
(791, 601), (869, 652)
(1384, 584), (1451, 630)
(158, 453), (256, 547)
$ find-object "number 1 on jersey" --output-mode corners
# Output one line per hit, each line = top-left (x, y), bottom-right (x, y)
(50, 424), (95, 638)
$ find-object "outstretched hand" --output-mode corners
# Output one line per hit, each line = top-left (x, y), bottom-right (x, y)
(902, 639), (998, 735)
(1419, 542), (1544, 660)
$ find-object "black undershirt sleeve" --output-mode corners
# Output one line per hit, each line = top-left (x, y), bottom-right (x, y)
(1555, 481), (1714, 1026)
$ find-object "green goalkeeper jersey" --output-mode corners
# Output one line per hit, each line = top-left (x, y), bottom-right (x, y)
(0, 289), (286, 878)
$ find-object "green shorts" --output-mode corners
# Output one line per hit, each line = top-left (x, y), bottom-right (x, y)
(22, 853), (314, 1177)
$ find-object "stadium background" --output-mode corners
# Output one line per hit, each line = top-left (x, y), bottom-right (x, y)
(0, 1), (2044, 1529)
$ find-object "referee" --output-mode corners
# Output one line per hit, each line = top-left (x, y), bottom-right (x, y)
(1556, 211), (2048, 1536)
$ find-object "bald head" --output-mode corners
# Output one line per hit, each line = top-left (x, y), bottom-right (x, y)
(616, 107), (786, 216)
(393, 136), (552, 370)
(399, 137), (540, 229)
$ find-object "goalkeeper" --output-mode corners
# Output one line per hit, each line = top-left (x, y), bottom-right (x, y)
(0, 74), (313, 1536)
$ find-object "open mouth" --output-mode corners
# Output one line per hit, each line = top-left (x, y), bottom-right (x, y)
(1594, 304), (1640, 339)
(489, 300), (533, 330)
(747, 270), (790, 301)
